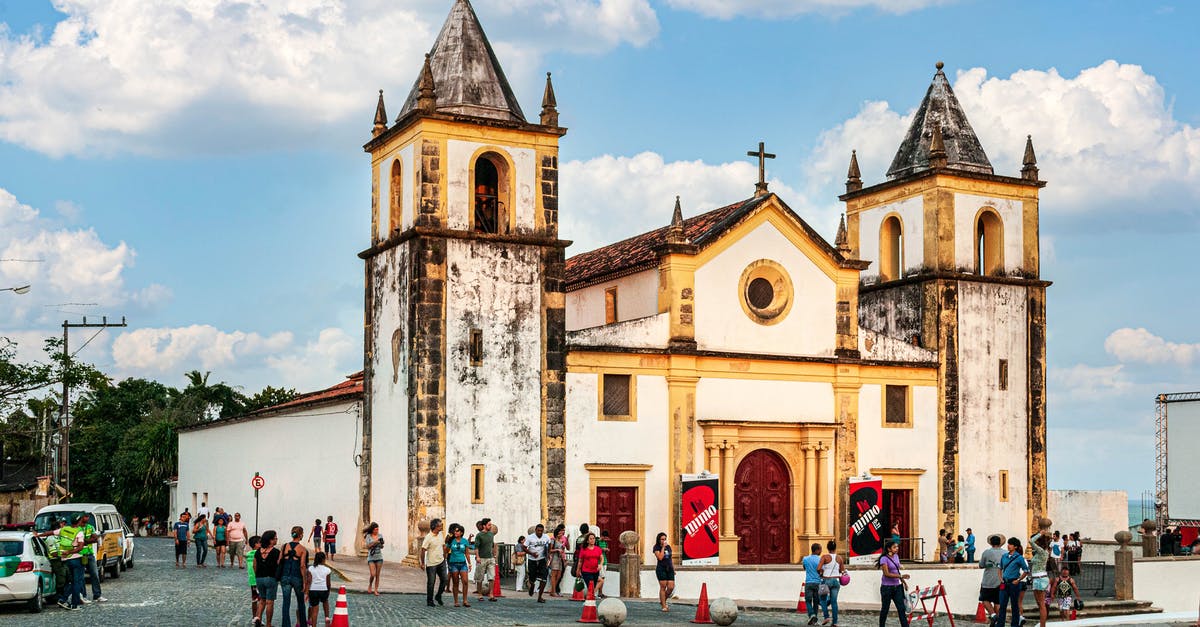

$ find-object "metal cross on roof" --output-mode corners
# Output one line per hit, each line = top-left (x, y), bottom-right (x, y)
(747, 141), (776, 197)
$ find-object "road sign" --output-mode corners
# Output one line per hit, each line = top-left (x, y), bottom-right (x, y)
(251, 475), (265, 490)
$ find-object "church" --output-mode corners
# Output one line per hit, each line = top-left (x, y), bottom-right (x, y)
(177, 0), (1048, 567)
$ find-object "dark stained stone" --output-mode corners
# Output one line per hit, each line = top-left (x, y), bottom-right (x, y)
(887, 65), (993, 179)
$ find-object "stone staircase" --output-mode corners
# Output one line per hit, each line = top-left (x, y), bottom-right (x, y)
(1021, 598), (1161, 620)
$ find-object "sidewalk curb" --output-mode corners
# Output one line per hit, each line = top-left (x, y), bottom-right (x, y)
(326, 562), (352, 583)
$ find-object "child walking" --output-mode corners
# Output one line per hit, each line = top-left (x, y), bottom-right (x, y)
(307, 551), (332, 626)
(246, 535), (261, 624)
(1048, 565), (1079, 621)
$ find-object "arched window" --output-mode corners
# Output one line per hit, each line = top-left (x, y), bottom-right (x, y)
(976, 210), (1004, 276)
(473, 152), (509, 234)
(389, 160), (402, 233)
(879, 215), (903, 281)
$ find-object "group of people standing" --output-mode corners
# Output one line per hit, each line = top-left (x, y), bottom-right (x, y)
(975, 531), (1081, 627)
(801, 540), (850, 626)
(418, 518), (501, 607)
(248, 526), (334, 627)
(171, 507), (250, 569)
(36, 513), (109, 610)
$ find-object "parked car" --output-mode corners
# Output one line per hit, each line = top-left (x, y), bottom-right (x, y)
(119, 519), (135, 571)
(34, 503), (128, 578)
(0, 530), (55, 612)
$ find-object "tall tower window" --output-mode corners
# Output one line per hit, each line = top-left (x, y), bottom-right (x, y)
(879, 215), (903, 281)
(605, 287), (619, 324)
(473, 153), (510, 234)
(975, 210), (1004, 276)
(389, 159), (403, 233)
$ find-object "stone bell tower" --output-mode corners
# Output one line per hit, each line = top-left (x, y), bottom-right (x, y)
(842, 62), (1049, 538)
(358, 0), (569, 560)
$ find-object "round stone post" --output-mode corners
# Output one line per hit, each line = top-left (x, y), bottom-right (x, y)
(619, 530), (640, 599)
(1139, 520), (1157, 558)
(1114, 530), (1133, 601)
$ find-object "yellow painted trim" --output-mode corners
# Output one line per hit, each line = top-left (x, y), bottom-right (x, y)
(880, 383), (914, 429)
(388, 158), (403, 234)
(999, 470), (1010, 503)
(877, 212), (905, 281)
(371, 118), (562, 163)
(586, 464), (648, 559)
(658, 254), (697, 343)
(567, 351), (937, 386)
(737, 259), (794, 326)
(466, 145), (518, 234)
(972, 205), (1005, 276)
(471, 464), (485, 504)
(871, 468), (923, 555)
(597, 372), (638, 422)
(693, 200), (844, 283)
(843, 173), (1039, 218)
(869, 467), (926, 476)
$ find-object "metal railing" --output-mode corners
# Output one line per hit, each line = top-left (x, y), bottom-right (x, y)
(1062, 560), (1111, 596)
(897, 537), (927, 562)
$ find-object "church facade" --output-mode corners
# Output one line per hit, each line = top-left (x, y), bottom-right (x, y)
(358, 0), (1048, 565)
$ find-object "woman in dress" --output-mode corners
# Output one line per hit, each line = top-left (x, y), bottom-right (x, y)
(445, 523), (473, 607)
(364, 522), (385, 595)
(548, 524), (566, 597)
(878, 540), (910, 627)
(192, 514), (211, 567)
(819, 539), (847, 627)
(652, 532), (675, 612)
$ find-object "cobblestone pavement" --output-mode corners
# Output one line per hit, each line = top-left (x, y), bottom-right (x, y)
(0, 539), (1190, 626)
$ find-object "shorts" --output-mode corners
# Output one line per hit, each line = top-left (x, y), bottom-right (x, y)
(230, 540), (245, 555)
(474, 557), (496, 584)
(308, 589), (330, 606)
(448, 562), (469, 574)
(1058, 596), (1074, 611)
(527, 559), (547, 583)
(655, 566), (675, 582)
(215, 540), (227, 547)
(324, 541), (336, 555)
(1031, 576), (1050, 592)
(175, 542), (188, 557)
(581, 571), (600, 588)
(251, 586), (259, 601)
(257, 576), (278, 601)
(979, 586), (1000, 603)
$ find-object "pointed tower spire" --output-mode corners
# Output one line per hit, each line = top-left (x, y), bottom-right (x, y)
(373, 89), (388, 137)
(416, 54), (437, 113)
(928, 124), (948, 168)
(835, 213), (850, 254)
(887, 61), (993, 179)
(540, 72), (559, 127)
(845, 149), (863, 192)
(667, 196), (688, 245)
(1021, 134), (1039, 181)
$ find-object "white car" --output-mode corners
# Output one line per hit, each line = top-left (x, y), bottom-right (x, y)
(0, 530), (55, 613)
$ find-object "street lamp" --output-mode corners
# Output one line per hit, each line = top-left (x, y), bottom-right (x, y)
(1, 285), (31, 294)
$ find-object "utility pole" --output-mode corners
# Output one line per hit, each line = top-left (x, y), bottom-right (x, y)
(58, 316), (127, 501)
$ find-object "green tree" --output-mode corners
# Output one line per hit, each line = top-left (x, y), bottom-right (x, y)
(243, 385), (297, 412)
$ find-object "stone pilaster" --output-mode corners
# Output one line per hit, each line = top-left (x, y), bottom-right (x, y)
(417, 138), (443, 228)
(541, 245), (567, 524)
(540, 153), (559, 238)
(1027, 285), (1048, 520)
(937, 280), (960, 533)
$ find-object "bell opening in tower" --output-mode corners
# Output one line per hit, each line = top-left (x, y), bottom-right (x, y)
(474, 156), (502, 234)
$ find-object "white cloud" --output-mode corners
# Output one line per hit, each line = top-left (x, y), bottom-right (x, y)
(1105, 327), (1200, 366)
(666, 0), (950, 19)
(1049, 363), (1132, 399)
(803, 61), (1200, 215)
(0, 0), (657, 156)
(560, 151), (809, 254)
(266, 327), (358, 391)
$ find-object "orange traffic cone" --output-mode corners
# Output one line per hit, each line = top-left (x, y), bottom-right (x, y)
(491, 563), (504, 598)
(796, 595), (807, 613)
(974, 602), (989, 623)
(691, 582), (714, 624)
(577, 582), (599, 623)
(571, 578), (586, 601)
(1071, 609), (1077, 620)
(331, 585), (350, 627)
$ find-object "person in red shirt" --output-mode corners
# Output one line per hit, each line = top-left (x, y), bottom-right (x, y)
(577, 532), (603, 596)
(323, 516), (339, 561)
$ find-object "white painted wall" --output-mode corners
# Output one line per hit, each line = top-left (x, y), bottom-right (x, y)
(444, 239), (544, 546)
(694, 221), (836, 356)
(445, 140), (537, 233)
(376, 144), (415, 237)
(564, 372), (669, 566)
(857, 383), (939, 557)
(368, 243), (411, 561)
(566, 269), (659, 331)
(177, 400), (361, 548)
(953, 193), (1023, 274)
(567, 313), (669, 349)
(1133, 557), (1200, 612)
(856, 195), (924, 282)
(957, 281), (1029, 539)
(1049, 490), (1129, 541)
(696, 379), (834, 423)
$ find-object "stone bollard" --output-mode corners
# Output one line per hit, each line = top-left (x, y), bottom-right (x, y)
(619, 530), (640, 599)
(1139, 519), (1157, 558)
(1114, 530), (1133, 601)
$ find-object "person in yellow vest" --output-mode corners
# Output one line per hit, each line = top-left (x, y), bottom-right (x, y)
(37, 519), (67, 606)
(58, 514), (87, 611)
(78, 513), (108, 603)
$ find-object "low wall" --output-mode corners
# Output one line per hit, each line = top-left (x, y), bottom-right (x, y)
(1132, 556), (1200, 613)
(1048, 489), (1128, 541)
(1081, 540), (1118, 565)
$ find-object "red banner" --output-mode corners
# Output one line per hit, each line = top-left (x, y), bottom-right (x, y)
(848, 476), (884, 565)
(681, 474), (720, 565)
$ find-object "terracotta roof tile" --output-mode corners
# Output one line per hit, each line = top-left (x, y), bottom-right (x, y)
(262, 371), (364, 413)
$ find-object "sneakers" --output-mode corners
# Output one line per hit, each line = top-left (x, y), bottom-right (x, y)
(94, 596), (108, 603)
(808, 617), (818, 625)
(57, 601), (71, 610)
(79, 597), (92, 604)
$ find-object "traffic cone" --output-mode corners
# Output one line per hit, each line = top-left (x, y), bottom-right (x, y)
(974, 602), (989, 623)
(796, 595), (807, 613)
(571, 576), (586, 601)
(491, 563), (504, 598)
(1071, 608), (1077, 620)
(331, 586), (350, 627)
(577, 582), (599, 623)
(691, 582), (714, 624)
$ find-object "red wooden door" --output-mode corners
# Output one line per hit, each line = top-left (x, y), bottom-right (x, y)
(883, 489), (912, 559)
(595, 486), (636, 565)
(734, 449), (791, 564)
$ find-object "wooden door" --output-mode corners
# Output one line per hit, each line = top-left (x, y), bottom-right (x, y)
(595, 486), (636, 565)
(883, 488), (912, 559)
(734, 449), (791, 564)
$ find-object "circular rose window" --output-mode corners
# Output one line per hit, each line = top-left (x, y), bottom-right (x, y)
(739, 260), (793, 325)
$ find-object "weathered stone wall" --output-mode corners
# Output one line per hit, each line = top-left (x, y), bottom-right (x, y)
(858, 282), (925, 343)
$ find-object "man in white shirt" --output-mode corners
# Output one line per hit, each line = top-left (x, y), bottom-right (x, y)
(524, 523), (551, 603)
(197, 502), (210, 520)
(419, 518), (447, 607)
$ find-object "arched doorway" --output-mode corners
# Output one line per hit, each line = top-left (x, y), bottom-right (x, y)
(734, 449), (791, 564)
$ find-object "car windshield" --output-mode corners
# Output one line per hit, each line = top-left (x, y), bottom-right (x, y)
(34, 511), (84, 533)
(0, 540), (22, 557)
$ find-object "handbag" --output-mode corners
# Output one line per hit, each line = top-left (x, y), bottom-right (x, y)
(839, 572), (850, 586)
(513, 552), (526, 566)
(818, 583), (831, 597)
(1073, 598), (1084, 610)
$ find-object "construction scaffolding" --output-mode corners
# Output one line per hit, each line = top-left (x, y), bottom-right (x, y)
(1155, 391), (1200, 530)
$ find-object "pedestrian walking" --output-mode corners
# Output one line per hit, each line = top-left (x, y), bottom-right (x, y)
(577, 532), (603, 595)
(278, 527), (310, 627)
(652, 532), (675, 612)
(57, 514), (86, 611)
(996, 536), (1030, 627)
(978, 534), (1005, 622)
(966, 528), (977, 563)
(247, 535), (261, 624)
(597, 529), (611, 598)
(802, 542), (822, 625)
(1048, 565), (1079, 621)
(306, 551), (332, 627)
(525, 523), (551, 602)
(473, 519), (497, 602)
(310, 519), (323, 552)
(229, 513), (248, 569)
(878, 539), (910, 627)
(215, 516), (229, 568)
(1065, 532), (1082, 575)
(198, 502), (210, 520)
(78, 513), (107, 603)
(193, 514), (211, 567)
(819, 539), (846, 627)
(1029, 532), (1052, 627)
(173, 512), (191, 568)
(513, 535), (527, 592)
(548, 524), (567, 597)
(446, 523), (473, 607)
(570, 523), (589, 599)
(365, 522), (385, 595)
(1050, 531), (1063, 563)
(419, 519), (446, 606)
(323, 516), (339, 561)
(254, 530), (281, 627)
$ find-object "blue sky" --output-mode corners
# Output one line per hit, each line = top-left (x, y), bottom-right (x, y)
(2, 0), (1199, 497)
